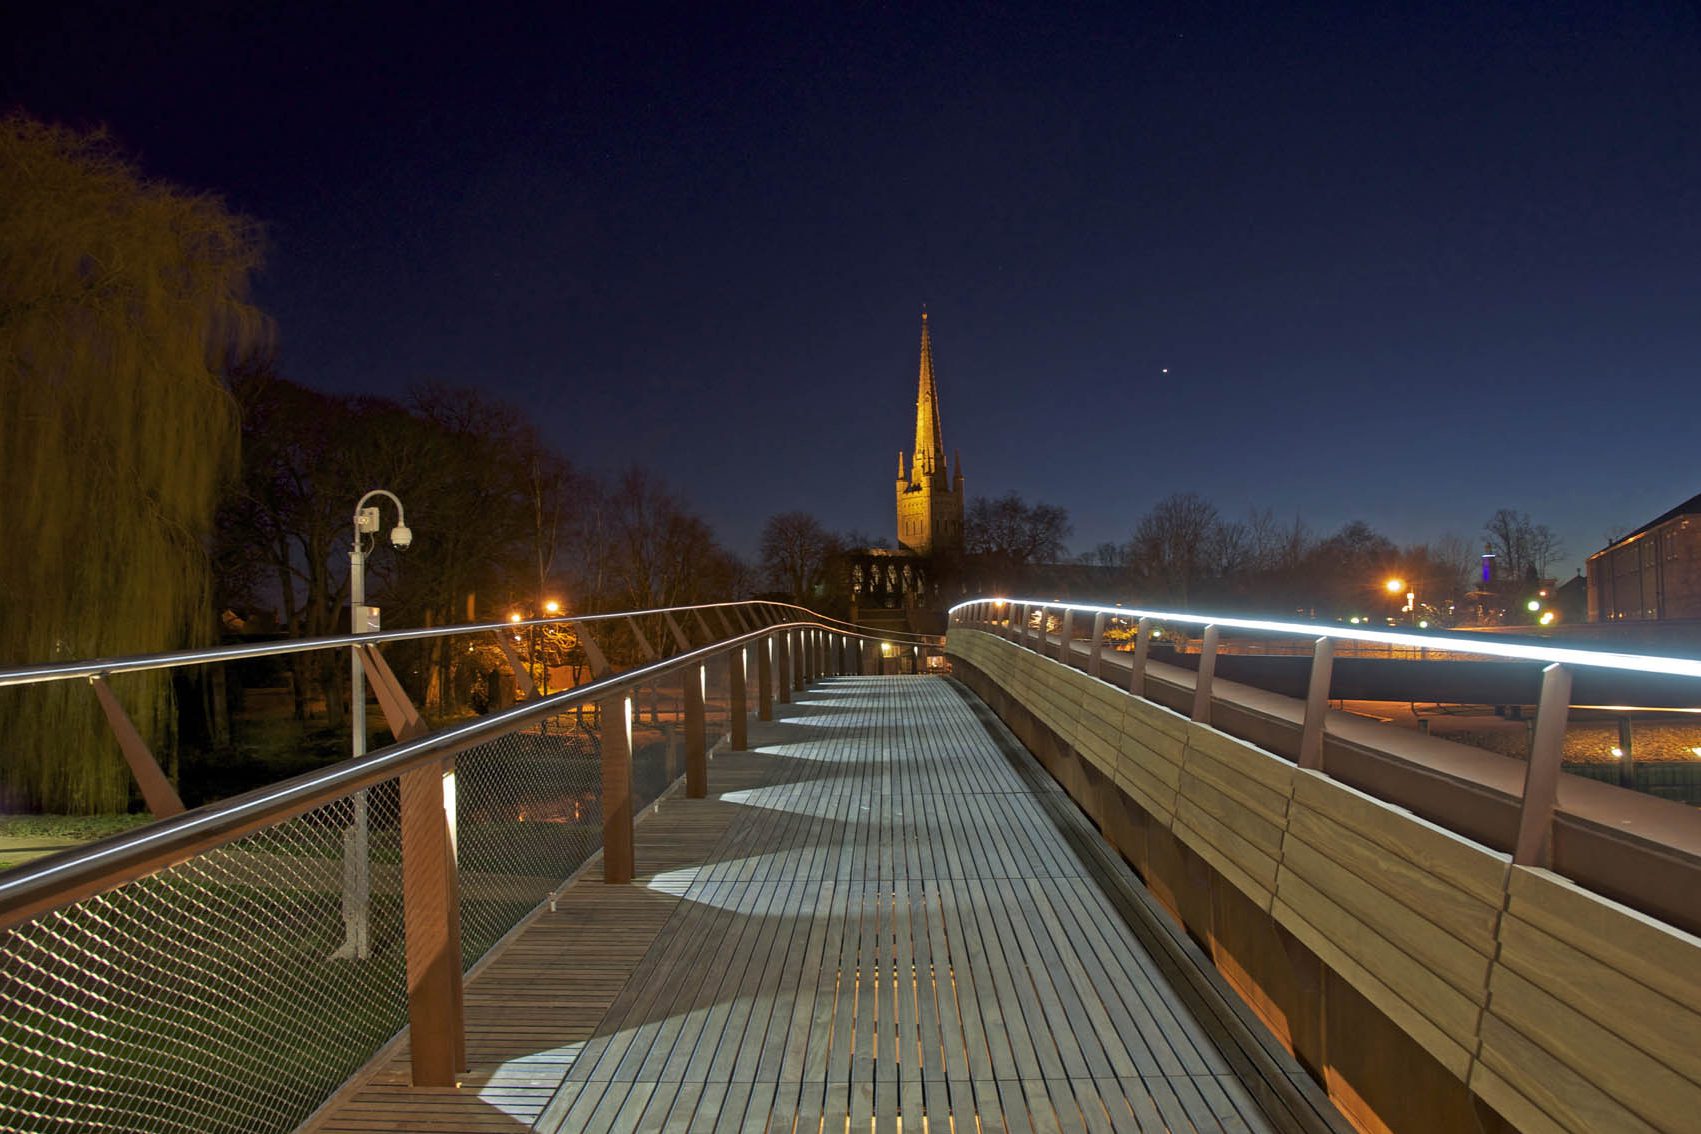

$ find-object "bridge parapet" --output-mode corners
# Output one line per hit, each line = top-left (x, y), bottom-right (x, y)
(948, 600), (1701, 1134)
(0, 601), (940, 1134)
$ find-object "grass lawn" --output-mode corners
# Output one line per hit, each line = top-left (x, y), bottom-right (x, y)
(0, 813), (155, 872)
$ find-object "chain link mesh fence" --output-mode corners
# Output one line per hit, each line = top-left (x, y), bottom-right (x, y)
(453, 714), (604, 967)
(1, 789), (409, 1134)
(0, 625), (769, 1134)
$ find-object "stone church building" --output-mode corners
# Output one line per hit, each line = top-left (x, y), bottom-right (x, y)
(849, 313), (963, 635)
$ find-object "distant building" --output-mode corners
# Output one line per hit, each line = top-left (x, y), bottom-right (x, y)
(1587, 491), (1701, 621)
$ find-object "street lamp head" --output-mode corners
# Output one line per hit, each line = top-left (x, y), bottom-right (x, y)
(1384, 578), (1405, 594)
(390, 522), (413, 549)
(543, 599), (561, 615)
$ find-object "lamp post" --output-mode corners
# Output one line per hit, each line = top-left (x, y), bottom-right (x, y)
(541, 599), (561, 697)
(1384, 576), (1415, 626)
(335, 489), (411, 961)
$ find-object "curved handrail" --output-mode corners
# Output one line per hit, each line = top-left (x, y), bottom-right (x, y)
(0, 599), (939, 689)
(0, 614), (883, 930)
(950, 598), (1701, 678)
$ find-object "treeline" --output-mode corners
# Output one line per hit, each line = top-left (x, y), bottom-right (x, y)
(980, 490), (1565, 622)
(216, 366), (752, 728)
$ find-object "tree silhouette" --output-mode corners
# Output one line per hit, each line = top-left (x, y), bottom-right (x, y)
(0, 116), (266, 812)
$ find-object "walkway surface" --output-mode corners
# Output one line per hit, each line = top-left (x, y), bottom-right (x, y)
(313, 676), (1310, 1133)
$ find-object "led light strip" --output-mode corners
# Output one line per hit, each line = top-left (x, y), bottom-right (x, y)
(950, 598), (1701, 680)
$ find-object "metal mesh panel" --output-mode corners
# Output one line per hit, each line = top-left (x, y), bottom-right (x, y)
(631, 677), (682, 816)
(452, 714), (604, 967)
(0, 616), (763, 1134)
(0, 788), (409, 1134)
(704, 654), (731, 752)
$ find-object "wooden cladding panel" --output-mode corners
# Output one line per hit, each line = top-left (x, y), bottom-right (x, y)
(1472, 1014), (1660, 1134)
(1290, 771), (1510, 908)
(1284, 807), (1503, 950)
(1504, 867), (1701, 1013)
(1494, 915), (1701, 1081)
(1275, 771), (1505, 1078)
(1187, 724), (1295, 808)
(1475, 867), (1701, 1134)
(1274, 872), (1477, 1079)
(1113, 724), (1186, 826)
(1279, 838), (1494, 1002)
(1171, 723), (1294, 911)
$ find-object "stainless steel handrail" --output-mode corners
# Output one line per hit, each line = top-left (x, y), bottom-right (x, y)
(0, 599), (937, 689)
(0, 615), (882, 931)
(951, 598), (1701, 678)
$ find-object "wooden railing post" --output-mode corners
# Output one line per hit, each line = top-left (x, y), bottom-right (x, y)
(1057, 608), (1073, 665)
(792, 630), (806, 692)
(1130, 617), (1153, 697)
(400, 755), (465, 1086)
(729, 645), (749, 750)
(1191, 625), (1220, 724)
(1299, 636), (1335, 771)
(758, 635), (775, 720)
(1088, 612), (1107, 678)
(684, 662), (706, 798)
(600, 694), (634, 883)
(1514, 663), (1573, 867)
(776, 632), (792, 705)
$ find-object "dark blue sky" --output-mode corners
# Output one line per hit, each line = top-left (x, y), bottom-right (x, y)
(8, 3), (1700, 572)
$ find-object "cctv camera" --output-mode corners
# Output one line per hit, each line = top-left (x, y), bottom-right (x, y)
(390, 524), (413, 549)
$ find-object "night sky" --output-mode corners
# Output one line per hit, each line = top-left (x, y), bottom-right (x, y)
(8, 3), (1699, 573)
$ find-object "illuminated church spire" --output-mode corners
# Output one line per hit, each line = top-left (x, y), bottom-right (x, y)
(912, 312), (946, 481)
(894, 310), (965, 557)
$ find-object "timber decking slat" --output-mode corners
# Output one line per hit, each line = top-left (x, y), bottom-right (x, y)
(312, 676), (1300, 1134)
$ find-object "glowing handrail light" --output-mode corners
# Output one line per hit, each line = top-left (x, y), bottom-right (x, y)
(950, 598), (1701, 680)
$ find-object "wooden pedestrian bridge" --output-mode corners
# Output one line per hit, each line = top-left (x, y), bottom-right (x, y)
(2, 600), (1698, 1134)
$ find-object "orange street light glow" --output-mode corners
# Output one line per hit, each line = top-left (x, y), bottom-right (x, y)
(1384, 578), (1405, 594)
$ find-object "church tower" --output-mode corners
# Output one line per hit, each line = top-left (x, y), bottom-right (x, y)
(895, 312), (965, 557)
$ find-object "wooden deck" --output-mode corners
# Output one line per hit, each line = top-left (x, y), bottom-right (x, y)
(313, 675), (1332, 1133)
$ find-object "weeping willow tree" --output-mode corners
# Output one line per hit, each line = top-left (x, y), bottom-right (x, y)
(0, 115), (267, 813)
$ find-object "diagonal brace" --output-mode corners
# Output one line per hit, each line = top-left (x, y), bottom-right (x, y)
(357, 644), (430, 741)
(90, 675), (185, 818)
